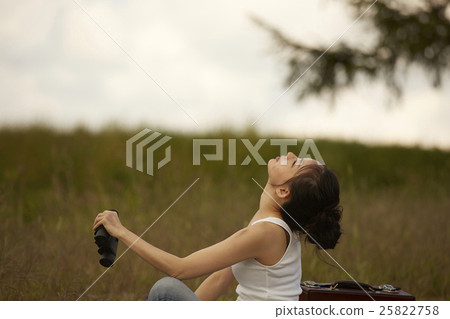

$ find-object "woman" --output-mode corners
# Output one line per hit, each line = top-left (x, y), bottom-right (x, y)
(92, 152), (342, 301)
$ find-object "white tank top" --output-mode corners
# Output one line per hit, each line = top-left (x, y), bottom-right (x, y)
(231, 217), (302, 300)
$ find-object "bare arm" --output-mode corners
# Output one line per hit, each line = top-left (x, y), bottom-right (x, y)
(117, 227), (182, 277)
(195, 267), (235, 301)
(117, 226), (264, 280)
(93, 210), (269, 280)
(192, 212), (260, 300)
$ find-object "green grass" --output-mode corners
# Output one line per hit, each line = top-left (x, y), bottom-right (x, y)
(0, 126), (448, 300)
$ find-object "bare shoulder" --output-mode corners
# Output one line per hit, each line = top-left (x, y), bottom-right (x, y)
(232, 221), (280, 241)
(249, 220), (290, 265)
(227, 220), (288, 256)
(248, 220), (288, 243)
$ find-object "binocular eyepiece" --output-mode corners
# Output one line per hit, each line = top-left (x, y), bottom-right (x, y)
(94, 209), (119, 267)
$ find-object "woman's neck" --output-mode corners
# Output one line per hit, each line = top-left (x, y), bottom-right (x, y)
(255, 182), (284, 220)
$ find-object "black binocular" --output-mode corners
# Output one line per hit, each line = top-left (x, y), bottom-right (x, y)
(94, 209), (119, 267)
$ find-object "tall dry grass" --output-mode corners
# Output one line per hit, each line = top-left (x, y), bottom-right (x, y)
(0, 126), (448, 300)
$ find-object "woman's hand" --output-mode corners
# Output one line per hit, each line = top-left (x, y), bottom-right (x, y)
(93, 210), (125, 238)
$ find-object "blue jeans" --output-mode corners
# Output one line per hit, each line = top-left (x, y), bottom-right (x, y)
(148, 277), (200, 301)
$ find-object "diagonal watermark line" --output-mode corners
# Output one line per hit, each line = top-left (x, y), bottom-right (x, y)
(76, 177), (200, 301)
(251, 177), (376, 301)
(70, 0), (199, 126)
(251, 0), (379, 126)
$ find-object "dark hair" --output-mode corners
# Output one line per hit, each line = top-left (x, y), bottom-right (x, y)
(280, 164), (342, 250)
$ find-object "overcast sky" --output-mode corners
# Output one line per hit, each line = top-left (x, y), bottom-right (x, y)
(1, 0), (449, 149)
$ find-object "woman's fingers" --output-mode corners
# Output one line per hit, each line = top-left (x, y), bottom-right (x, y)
(93, 218), (103, 231)
(93, 212), (107, 230)
(93, 213), (103, 226)
(93, 210), (120, 232)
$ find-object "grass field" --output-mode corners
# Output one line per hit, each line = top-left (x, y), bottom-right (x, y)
(0, 126), (449, 300)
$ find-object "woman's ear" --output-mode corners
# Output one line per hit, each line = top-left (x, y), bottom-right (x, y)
(275, 187), (290, 200)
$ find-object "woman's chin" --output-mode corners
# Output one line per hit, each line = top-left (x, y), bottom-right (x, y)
(267, 159), (275, 172)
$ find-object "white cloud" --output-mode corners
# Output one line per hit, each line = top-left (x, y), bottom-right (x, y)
(0, 0), (449, 149)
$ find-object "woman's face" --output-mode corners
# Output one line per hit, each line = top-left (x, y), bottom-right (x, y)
(267, 152), (321, 186)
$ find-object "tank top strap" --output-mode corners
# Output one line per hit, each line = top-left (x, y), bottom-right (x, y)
(251, 217), (293, 239)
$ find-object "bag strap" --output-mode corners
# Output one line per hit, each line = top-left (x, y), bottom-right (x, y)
(332, 280), (373, 290)
(302, 280), (400, 292)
